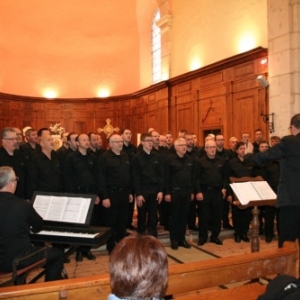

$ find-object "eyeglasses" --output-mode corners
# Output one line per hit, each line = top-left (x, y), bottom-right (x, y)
(11, 177), (19, 182)
(3, 137), (18, 141)
(176, 144), (187, 147)
(205, 146), (217, 149)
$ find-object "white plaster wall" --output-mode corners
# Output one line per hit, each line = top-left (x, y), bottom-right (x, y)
(170, 0), (268, 76)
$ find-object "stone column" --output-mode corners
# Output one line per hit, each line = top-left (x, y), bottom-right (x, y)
(268, 0), (300, 136)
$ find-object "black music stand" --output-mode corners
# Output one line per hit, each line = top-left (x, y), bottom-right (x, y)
(230, 176), (276, 253)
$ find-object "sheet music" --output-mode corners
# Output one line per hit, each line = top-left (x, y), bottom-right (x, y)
(251, 181), (277, 200)
(33, 195), (92, 224)
(230, 181), (276, 205)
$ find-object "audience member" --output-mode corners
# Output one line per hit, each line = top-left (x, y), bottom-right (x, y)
(108, 234), (168, 300)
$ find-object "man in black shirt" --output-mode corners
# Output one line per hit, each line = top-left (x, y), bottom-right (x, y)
(252, 129), (263, 153)
(185, 133), (200, 231)
(121, 128), (137, 230)
(0, 127), (26, 199)
(88, 132), (105, 158)
(196, 139), (228, 246)
(64, 133), (99, 262)
(254, 140), (279, 243)
(215, 134), (233, 230)
(228, 141), (256, 243)
(228, 136), (238, 159)
(132, 133), (164, 237)
(56, 132), (70, 165)
(19, 128), (41, 160)
(164, 138), (196, 250)
(98, 134), (133, 253)
(0, 166), (64, 282)
(26, 135), (62, 199)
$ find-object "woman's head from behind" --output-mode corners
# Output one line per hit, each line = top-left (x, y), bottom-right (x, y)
(109, 234), (168, 299)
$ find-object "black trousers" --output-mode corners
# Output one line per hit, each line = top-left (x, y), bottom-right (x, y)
(258, 205), (276, 237)
(169, 190), (190, 242)
(278, 206), (300, 247)
(222, 198), (231, 225)
(232, 205), (252, 237)
(126, 198), (135, 227)
(198, 189), (223, 240)
(187, 199), (198, 228)
(0, 246), (64, 282)
(104, 190), (129, 252)
(137, 187), (159, 237)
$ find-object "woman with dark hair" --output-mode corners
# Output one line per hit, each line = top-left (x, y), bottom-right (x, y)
(108, 234), (168, 300)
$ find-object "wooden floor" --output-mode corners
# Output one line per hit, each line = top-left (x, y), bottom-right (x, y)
(1, 223), (298, 287)
(28, 227), (282, 281)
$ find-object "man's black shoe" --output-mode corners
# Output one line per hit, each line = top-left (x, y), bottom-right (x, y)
(75, 252), (83, 262)
(234, 235), (241, 243)
(240, 235), (250, 242)
(178, 240), (191, 248)
(197, 238), (206, 246)
(265, 236), (273, 243)
(171, 241), (178, 250)
(210, 237), (223, 245)
(83, 251), (96, 260)
(223, 223), (234, 230)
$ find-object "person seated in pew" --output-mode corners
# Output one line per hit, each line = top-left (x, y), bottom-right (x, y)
(0, 166), (64, 282)
(257, 274), (300, 299)
(108, 234), (168, 300)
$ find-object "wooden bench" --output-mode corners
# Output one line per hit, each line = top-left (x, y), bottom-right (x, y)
(0, 242), (297, 300)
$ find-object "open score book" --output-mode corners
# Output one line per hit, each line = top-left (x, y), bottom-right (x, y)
(32, 193), (94, 225)
(229, 181), (277, 205)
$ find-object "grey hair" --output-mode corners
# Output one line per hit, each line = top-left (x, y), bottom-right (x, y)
(1, 127), (16, 139)
(0, 166), (15, 189)
(174, 137), (186, 146)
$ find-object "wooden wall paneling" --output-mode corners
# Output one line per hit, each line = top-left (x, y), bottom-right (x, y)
(0, 48), (268, 144)
(257, 87), (270, 139)
(200, 97), (223, 128)
(176, 102), (195, 134)
(232, 89), (260, 140)
(168, 95), (177, 137)
(73, 121), (87, 134)
(223, 83), (234, 148)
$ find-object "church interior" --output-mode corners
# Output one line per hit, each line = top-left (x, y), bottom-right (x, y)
(0, 0), (300, 299)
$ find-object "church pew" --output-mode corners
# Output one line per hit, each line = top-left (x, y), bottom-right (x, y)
(0, 241), (297, 300)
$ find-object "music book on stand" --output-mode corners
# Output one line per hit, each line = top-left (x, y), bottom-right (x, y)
(31, 191), (96, 226)
(229, 181), (277, 206)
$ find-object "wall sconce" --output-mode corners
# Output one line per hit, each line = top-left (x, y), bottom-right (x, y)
(257, 75), (269, 88)
(260, 112), (274, 133)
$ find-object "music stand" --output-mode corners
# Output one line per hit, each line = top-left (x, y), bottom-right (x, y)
(230, 176), (276, 252)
